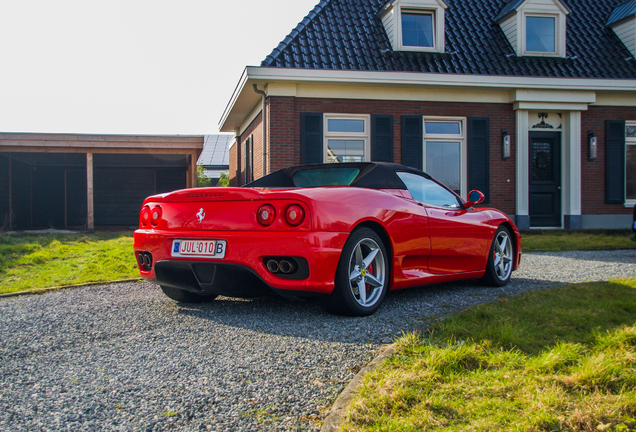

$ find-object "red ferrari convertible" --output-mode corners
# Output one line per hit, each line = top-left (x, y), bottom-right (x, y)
(134, 163), (522, 316)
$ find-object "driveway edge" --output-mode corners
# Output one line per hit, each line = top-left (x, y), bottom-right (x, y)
(0, 278), (143, 299)
(321, 343), (398, 432)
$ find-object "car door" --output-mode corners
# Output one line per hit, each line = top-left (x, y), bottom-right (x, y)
(397, 172), (490, 274)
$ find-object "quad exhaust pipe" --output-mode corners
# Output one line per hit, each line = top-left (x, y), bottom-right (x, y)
(266, 260), (279, 273)
(137, 252), (153, 271)
(279, 260), (293, 274)
(266, 258), (297, 275)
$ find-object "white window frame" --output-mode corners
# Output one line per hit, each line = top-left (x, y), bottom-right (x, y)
(396, 2), (446, 53)
(422, 116), (467, 199)
(323, 114), (370, 163)
(399, 9), (436, 51)
(626, 121), (636, 208)
(521, 12), (565, 57)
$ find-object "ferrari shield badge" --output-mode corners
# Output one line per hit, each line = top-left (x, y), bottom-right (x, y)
(196, 208), (205, 223)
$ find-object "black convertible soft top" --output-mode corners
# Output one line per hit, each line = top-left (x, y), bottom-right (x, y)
(246, 162), (431, 189)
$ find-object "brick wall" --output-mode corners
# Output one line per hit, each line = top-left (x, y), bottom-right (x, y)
(268, 97), (517, 215)
(232, 113), (263, 186)
(269, 96), (297, 172)
(227, 96), (636, 217)
(581, 106), (636, 215)
(229, 138), (238, 187)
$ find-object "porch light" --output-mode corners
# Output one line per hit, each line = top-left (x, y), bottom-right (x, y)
(502, 130), (511, 159)
(588, 131), (597, 160)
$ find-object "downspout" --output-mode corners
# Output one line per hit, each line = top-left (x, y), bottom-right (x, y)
(253, 85), (267, 176)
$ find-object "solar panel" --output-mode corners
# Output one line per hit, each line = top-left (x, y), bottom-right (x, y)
(198, 134), (233, 166)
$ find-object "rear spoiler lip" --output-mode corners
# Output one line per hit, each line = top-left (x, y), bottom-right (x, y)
(142, 187), (262, 204)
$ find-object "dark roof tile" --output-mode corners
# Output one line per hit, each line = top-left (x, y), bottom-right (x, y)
(261, 0), (636, 79)
(607, 0), (636, 26)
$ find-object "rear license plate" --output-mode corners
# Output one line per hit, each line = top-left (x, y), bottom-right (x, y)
(171, 239), (227, 259)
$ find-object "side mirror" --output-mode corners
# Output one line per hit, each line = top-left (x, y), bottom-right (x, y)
(464, 190), (485, 209)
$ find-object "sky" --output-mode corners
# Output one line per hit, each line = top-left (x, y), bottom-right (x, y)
(0, 0), (319, 135)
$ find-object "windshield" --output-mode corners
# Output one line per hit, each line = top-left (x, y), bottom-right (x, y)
(292, 168), (360, 188)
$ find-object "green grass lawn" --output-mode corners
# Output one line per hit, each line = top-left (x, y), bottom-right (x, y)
(0, 230), (632, 295)
(523, 230), (635, 252)
(342, 278), (636, 431)
(0, 232), (138, 294)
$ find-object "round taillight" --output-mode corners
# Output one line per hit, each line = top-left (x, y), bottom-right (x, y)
(140, 206), (151, 226)
(285, 204), (305, 226)
(257, 204), (276, 226)
(150, 205), (162, 226)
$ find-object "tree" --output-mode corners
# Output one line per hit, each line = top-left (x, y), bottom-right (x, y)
(196, 165), (212, 187)
(216, 171), (229, 187)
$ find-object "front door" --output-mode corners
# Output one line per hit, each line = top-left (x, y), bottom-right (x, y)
(529, 132), (561, 227)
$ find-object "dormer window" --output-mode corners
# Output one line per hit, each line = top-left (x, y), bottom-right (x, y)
(607, 0), (636, 59)
(495, 0), (569, 58)
(526, 16), (556, 53)
(378, 0), (447, 53)
(401, 10), (434, 48)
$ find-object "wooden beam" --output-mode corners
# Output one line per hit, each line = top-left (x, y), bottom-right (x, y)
(190, 151), (198, 188)
(64, 170), (68, 228)
(186, 155), (192, 188)
(0, 140), (202, 149)
(0, 146), (198, 155)
(87, 153), (94, 234)
(0, 133), (204, 148)
(8, 156), (12, 231)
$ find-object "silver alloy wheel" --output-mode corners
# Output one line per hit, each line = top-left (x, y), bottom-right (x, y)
(493, 230), (513, 281)
(348, 238), (386, 307)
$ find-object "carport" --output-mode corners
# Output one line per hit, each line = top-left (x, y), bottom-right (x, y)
(0, 133), (203, 232)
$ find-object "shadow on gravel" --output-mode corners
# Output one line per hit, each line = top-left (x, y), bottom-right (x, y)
(173, 277), (552, 344)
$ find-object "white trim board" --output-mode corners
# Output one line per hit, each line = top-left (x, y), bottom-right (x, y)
(246, 67), (636, 91)
(219, 67), (636, 131)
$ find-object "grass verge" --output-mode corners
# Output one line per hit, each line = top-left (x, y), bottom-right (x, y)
(342, 278), (636, 432)
(523, 230), (635, 252)
(0, 232), (138, 295)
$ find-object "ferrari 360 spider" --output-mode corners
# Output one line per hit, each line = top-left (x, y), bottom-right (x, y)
(134, 163), (522, 316)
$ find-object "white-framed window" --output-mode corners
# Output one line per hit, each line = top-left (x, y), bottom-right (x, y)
(497, 0), (568, 58)
(323, 114), (370, 163)
(423, 116), (467, 198)
(522, 13), (565, 57)
(377, 0), (447, 53)
(626, 122), (636, 206)
(401, 9), (435, 48)
(525, 15), (556, 53)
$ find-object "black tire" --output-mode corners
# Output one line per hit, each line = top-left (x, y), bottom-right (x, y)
(159, 285), (218, 303)
(480, 225), (514, 287)
(323, 227), (389, 316)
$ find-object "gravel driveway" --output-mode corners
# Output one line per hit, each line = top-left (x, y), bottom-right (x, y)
(1, 250), (635, 431)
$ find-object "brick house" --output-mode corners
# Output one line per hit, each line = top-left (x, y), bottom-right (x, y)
(220, 0), (636, 229)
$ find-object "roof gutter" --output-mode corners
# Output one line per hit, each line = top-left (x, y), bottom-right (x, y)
(246, 67), (636, 91)
(253, 84), (267, 176)
(218, 66), (636, 132)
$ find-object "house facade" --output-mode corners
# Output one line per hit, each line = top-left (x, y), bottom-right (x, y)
(220, 0), (636, 229)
